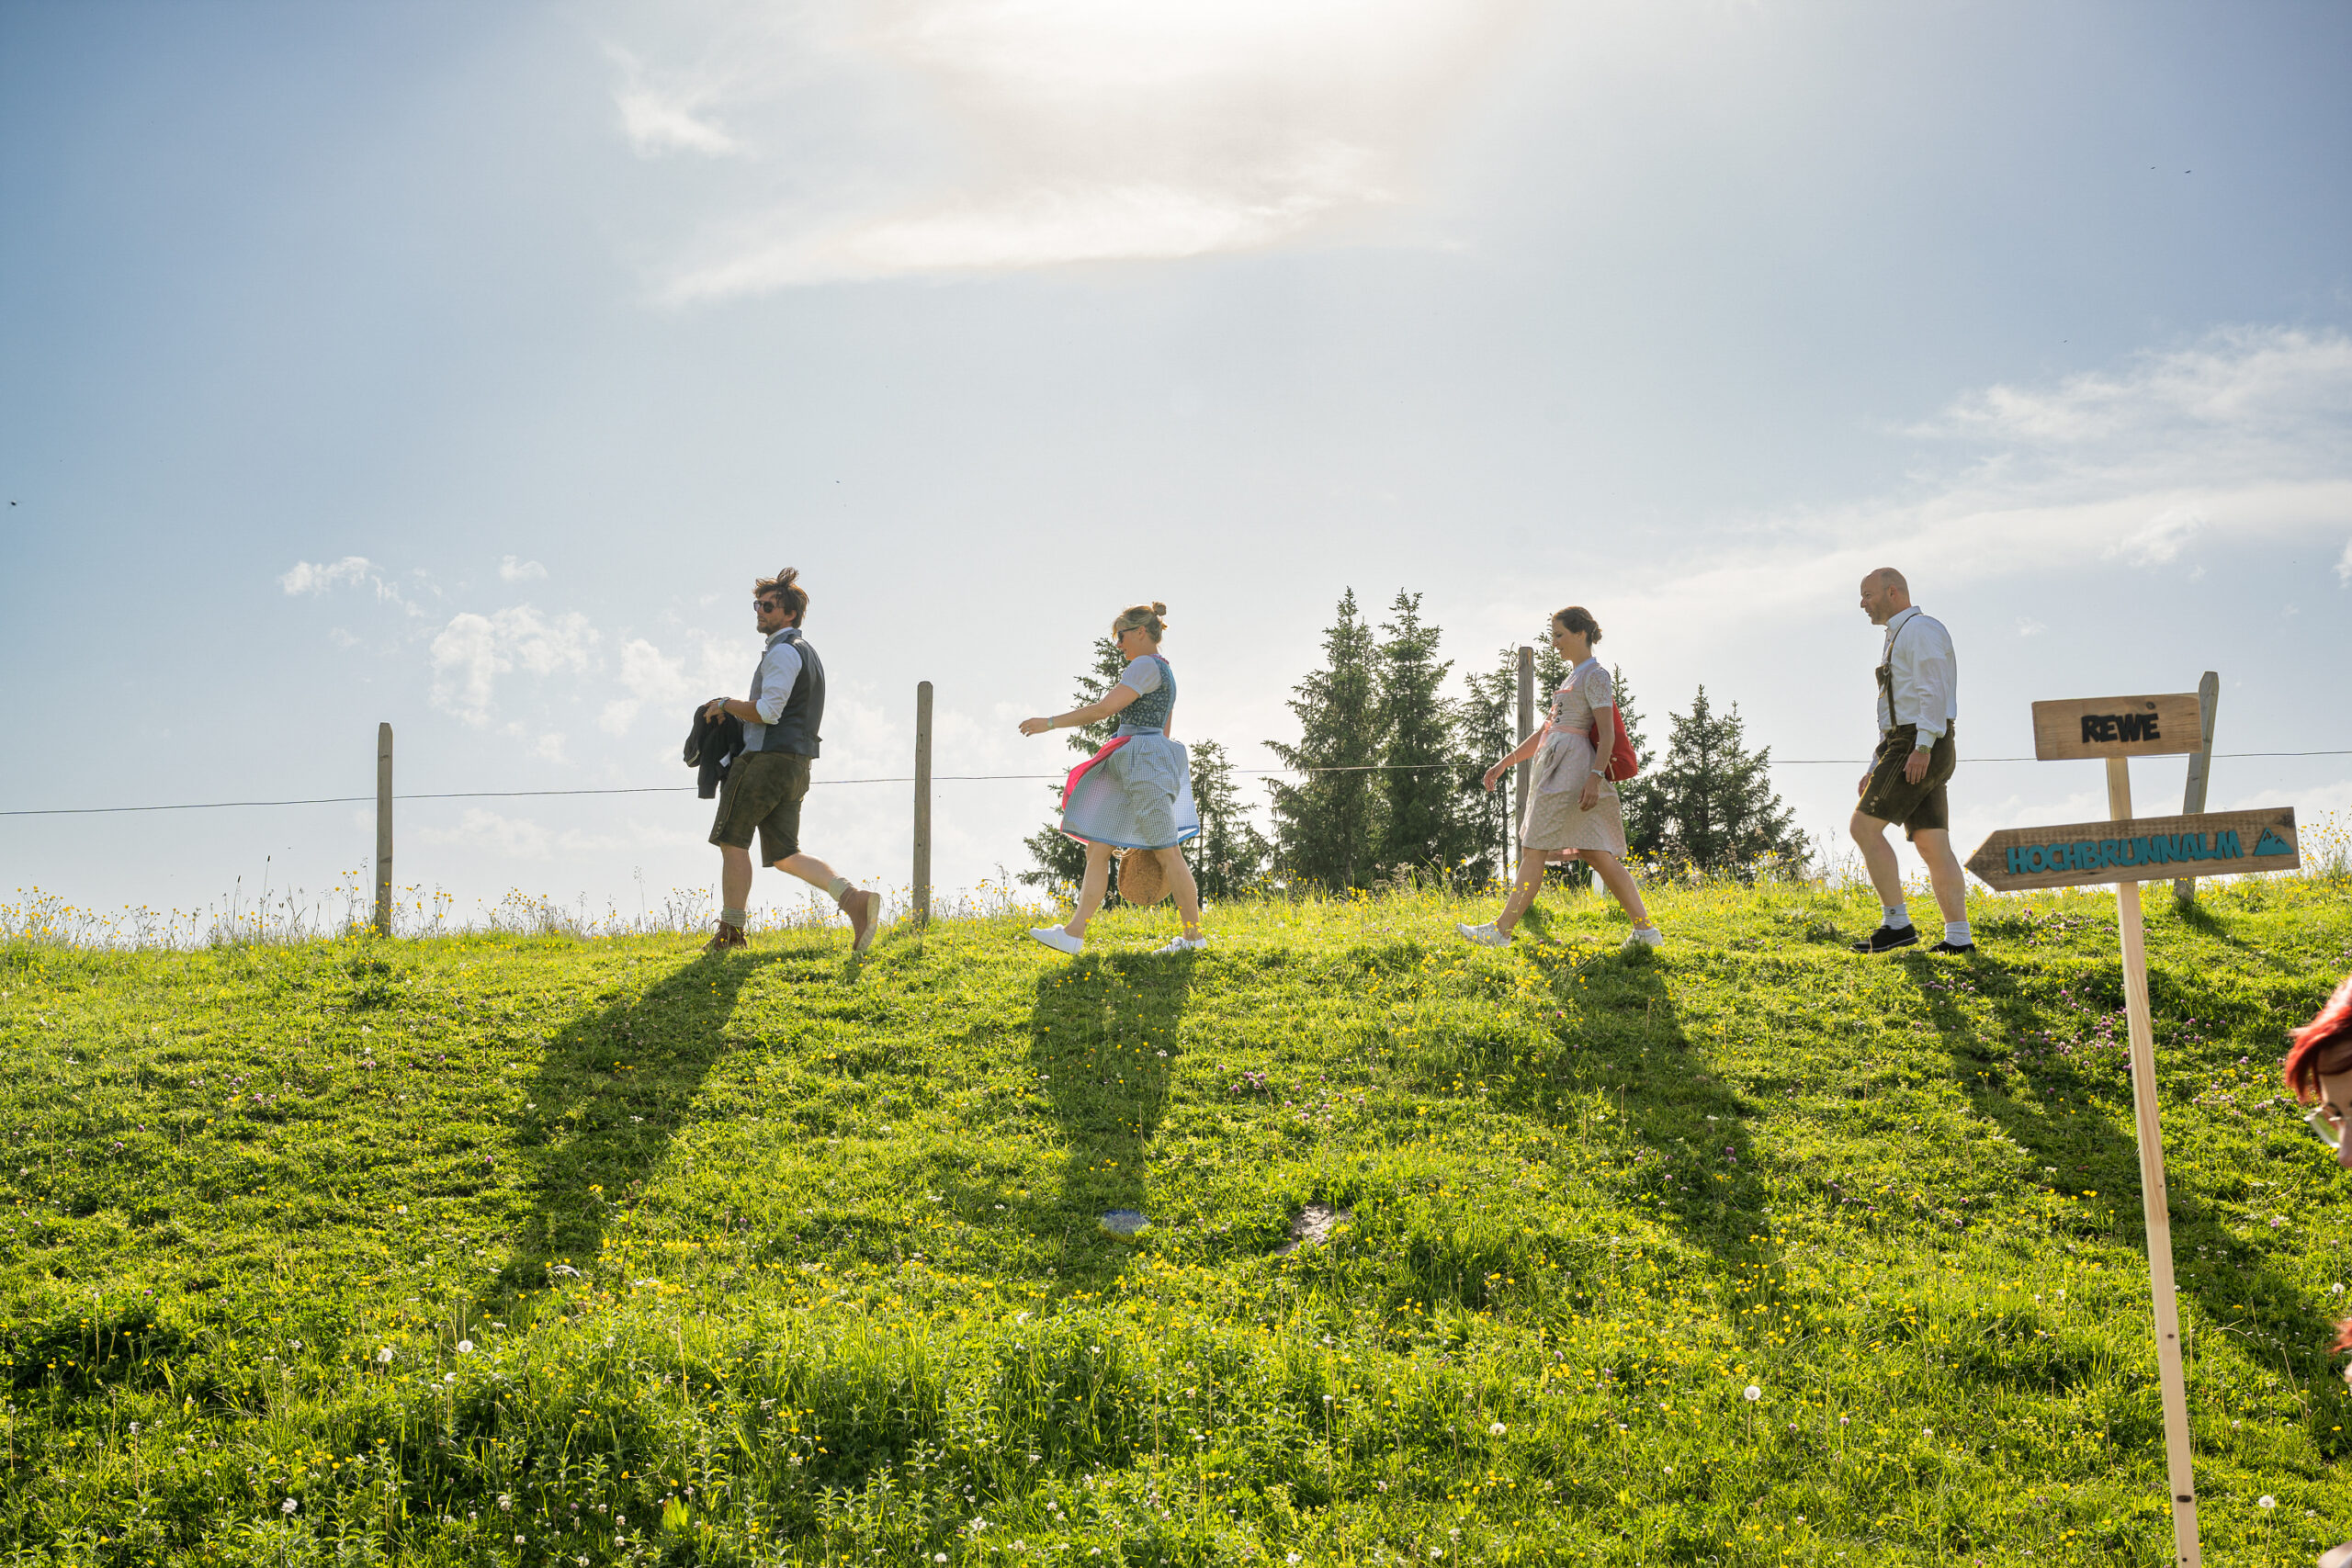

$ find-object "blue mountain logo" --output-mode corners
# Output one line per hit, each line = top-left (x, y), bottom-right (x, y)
(2254, 829), (2292, 857)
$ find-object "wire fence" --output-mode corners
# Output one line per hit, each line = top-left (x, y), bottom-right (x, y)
(5, 750), (2347, 818)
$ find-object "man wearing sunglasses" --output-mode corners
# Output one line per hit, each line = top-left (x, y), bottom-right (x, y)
(700, 567), (880, 954)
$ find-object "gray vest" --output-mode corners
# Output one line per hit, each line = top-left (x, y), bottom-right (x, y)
(749, 627), (824, 757)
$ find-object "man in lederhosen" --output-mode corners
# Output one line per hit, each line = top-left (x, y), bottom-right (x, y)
(701, 567), (881, 954)
(1849, 567), (1973, 954)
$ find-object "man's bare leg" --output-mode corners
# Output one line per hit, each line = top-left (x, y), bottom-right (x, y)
(702, 843), (758, 950)
(719, 844), (756, 914)
(774, 851), (880, 953)
(1849, 810), (1907, 913)
(1912, 829), (1967, 925)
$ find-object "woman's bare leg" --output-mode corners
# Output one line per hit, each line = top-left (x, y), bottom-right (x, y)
(1579, 849), (1654, 929)
(1064, 842), (1114, 938)
(1492, 848), (1548, 935)
(1158, 848), (1204, 939)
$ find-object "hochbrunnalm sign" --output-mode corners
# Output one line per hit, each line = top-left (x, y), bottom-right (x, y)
(1965, 807), (2298, 891)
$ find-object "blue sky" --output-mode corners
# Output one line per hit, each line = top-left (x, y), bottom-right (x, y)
(3, 0), (2347, 931)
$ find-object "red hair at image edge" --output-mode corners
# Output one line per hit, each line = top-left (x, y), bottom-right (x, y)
(2281, 972), (2352, 1103)
(2278, 973), (2352, 1349)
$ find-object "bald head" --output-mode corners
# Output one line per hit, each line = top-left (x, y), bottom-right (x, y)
(1858, 568), (1913, 626)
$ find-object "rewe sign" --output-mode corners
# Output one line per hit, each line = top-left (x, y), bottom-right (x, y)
(2030, 694), (2206, 761)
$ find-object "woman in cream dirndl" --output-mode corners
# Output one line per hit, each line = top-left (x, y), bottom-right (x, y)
(1019, 602), (1205, 957)
(1457, 605), (1660, 950)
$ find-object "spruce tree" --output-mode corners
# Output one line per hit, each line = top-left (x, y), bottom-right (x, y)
(1611, 663), (1667, 863)
(1186, 739), (1270, 900)
(1266, 590), (1383, 890)
(1018, 637), (1128, 897)
(1651, 684), (1807, 879)
(1453, 659), (1514, 887)
(1374, 592), (1464, 879)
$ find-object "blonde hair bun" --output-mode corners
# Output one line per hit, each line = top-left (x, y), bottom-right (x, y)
(1112, 602), (1169, 639)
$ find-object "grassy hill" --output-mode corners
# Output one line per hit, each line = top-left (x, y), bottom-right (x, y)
(2, 873), (2350, 1566)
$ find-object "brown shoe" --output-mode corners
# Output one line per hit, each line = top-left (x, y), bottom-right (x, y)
(702, 921), (748, 953)
(840, 888), (881, 954)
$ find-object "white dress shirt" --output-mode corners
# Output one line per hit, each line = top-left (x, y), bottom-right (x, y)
(1876, 605), (1957, 742)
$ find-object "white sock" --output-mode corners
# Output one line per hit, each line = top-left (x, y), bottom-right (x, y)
(720, 907), (748, 929)
(1883, 906), (1913, 931)
(827, 874), (852, 901)
(1945, 919), (1972, 946)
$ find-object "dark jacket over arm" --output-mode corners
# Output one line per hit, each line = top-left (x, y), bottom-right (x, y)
(684, 709), (745, 799)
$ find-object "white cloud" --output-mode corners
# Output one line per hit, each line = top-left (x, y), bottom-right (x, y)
(278, 556), (376, 594)
(428, 606), (602, 726)
(277, 555), (434, 615)
(609, 44), (743, 157)
(1914, 326), (2352, 494)
(416, 809), (709, 863)
(1587, 329), (2352, 643)
(600, 637), (689, 735)
(499, 556), (548, 582)
(2109, 506), (2202, 568)
(596, 633), (746, 735)
(2336, 537), (2352, 587)
(621, 0), (1534, 298)
(418, 808), (555, 860)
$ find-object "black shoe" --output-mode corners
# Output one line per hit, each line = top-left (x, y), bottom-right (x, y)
(1851, 924), (1919, 953)
(1928, 940), (1976, 954)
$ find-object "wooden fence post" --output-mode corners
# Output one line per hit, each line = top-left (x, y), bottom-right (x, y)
(1514, 647), (1534, 876)
(2173, 671), (2220, 906)
(913, 682), (933, 930)
(2109, 755), (2201, 1565)
(374, 723), (393, 938)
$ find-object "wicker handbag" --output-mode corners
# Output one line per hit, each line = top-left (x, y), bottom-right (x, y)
(1117, 847), (1170, 906)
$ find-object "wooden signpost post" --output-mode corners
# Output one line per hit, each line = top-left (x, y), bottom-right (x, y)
(1968, 692), (2302, 1568)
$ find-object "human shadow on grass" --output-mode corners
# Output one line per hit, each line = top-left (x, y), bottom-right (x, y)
(1890, 939), (2337, 1385)
(494, 942), (842, 1296)
(1497, 908), (1770, 1268)
(1023, 952), (1196, 1288)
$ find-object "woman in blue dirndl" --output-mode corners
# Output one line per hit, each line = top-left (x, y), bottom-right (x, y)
(1019, 602), (1205, 957)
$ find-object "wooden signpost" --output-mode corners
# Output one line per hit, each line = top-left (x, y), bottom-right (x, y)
(1970, 692), (2302, 1568)
(2175, 671), (2222, 906)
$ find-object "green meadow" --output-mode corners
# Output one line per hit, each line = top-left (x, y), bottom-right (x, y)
(3, 873), (2350, 1565)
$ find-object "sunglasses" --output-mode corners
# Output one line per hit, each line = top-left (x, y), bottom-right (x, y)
(754, 598), (784, 613)
(2307, 1103), (2346, 1151)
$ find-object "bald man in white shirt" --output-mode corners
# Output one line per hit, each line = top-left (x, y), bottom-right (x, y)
(1850, 568), (1972, 954)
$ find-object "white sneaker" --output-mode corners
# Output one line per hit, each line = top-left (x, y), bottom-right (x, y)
(1152, 935), (1208, 955)
(1027, 926), (1083, 956)
(1454, 921), (1510, 948)
(1625, 925), (1664, 949)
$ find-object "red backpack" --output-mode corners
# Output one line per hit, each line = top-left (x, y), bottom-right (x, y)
(1584, 669), (1641, 782)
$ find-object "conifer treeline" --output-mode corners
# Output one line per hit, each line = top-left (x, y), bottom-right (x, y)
(1020, 590), (1805, 899)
